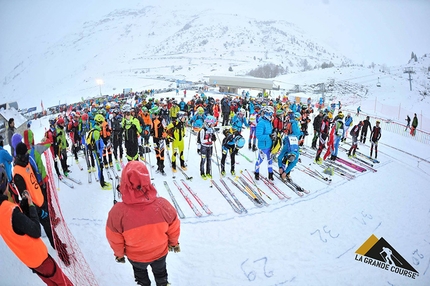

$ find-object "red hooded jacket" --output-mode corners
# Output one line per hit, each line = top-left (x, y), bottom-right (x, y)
(106, 161), (180, 262)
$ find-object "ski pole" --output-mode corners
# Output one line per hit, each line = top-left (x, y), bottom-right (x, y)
(186, 127), (193, 162)
(147, 144), (154, 181)
(212, 135), (222, 178)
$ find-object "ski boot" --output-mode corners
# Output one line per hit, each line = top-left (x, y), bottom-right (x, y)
(254, 172), (259, 181)
(101, 182), (112, 190)
(268, 172), (274, 181)
(206, 174), (212, 179)
(248, 142), (252, 150)
(252, 144), (257, 152)
(201, 174), (207, 180)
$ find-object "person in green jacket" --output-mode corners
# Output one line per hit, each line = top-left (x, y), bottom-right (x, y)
(55, 117), (70, 177)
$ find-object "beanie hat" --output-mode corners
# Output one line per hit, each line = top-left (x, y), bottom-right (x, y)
(119, 161), (157, 204)
(23, 129), (34, 149)
(15, 142), (28, 157)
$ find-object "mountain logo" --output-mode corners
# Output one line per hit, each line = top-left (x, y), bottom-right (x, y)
(355, 234), (419, 279)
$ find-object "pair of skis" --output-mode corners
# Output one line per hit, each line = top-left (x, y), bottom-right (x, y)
(173, 179), (211, 217)
(272, 170), (310, 197)
(212, 179), (247, 214)
(58, 174), (82, 189)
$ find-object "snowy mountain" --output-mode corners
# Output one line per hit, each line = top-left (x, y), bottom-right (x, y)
(1, 2), (430, 285)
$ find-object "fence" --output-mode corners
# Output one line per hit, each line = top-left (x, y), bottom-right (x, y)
(352, 98), (430, 134)
(342, 108), (430, 145)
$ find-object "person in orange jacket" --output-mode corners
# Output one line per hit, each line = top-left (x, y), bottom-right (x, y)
(106, 161), (181, 286)
(0, 166), (72, 285)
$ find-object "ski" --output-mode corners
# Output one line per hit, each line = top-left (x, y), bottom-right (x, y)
(211, 180), (243, 214)
(110, 166), (119, 179)
(349, 156), (377, 172)
(335, 157), (367, 172)
(238, 151), (253, 163)
(238, 176), (269, 206)
(105, 168), (113, 180)
(242, 170), (272, 201)
(342, 143), (380, 163)
(75, 160), (84, 171)
(178, 167), (193, 181)
(58, 176), (74, 188)
(63, 175), (82, 185)
(227, 177), (263, 208)
(87, 170), (92, 184)
(172, 180), (202, 217)
(180, 179), (212, 215)
(272, 170), (306, 197)
(356, 152), (380, 164)
(321, 162), (355, 180)
(260, 175), (291, 199)
(328, 159), (358, 173)
(288, 179), (310, 194)
(163, 181), (186, 219)
(219, 179), (247, 213)
(299, 166), (332, 184)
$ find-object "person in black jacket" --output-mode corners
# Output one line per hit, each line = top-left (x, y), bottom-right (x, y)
(311, 110), (323, 149)
(221, 96), (231, 126)
(360, 116), (372, 144)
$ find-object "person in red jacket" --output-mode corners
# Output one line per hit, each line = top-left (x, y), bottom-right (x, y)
(106, 161), (181, 286)
(0, 166), (72, 285)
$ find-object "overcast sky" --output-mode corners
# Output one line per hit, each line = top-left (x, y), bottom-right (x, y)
(1, 0), (429, 67)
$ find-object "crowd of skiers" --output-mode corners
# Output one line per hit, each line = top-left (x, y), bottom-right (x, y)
(1, 90), (390, 285)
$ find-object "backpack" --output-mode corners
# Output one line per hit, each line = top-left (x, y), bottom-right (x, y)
(85, 128), (96, 148)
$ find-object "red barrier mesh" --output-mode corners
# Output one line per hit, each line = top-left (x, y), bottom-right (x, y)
(45, 152), (99, 285)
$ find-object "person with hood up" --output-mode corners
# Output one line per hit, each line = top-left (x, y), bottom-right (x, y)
(106, 161), (181, 286)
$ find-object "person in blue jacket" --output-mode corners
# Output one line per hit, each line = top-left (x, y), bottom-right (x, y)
(343, 113), (353, 141)
(254, 106), (274, 181)
(230, 108), (249, 133)
(331, 111), (345, 160)
(278, 127), (300, 182)
(0, 135), (13, 182)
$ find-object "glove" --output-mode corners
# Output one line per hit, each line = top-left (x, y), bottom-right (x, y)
(162, 132), (168, 138)
(115, 256), (125, 263)
(211, 134), (217, 141)
(168, 244), (181, 253)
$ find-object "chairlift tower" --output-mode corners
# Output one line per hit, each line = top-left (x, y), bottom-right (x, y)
(403, 67), (415, 91)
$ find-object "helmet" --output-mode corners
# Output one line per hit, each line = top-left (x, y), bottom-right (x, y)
(49, 116), (56, 126)
(197, 106), (204, 115)
(94, 114), (105, 124)
(262, 106), (274, 120)
(177, 111), (186, 120)
(238, 108), (246, 116)
(105, 103), (111, 110)
(57, 117), (65, 126)
(282, 153), (296, 164)
(294, 112), (301, 120)
(337, 111), (344, 119)
(276, 109), (284, 116)
(122, 104), (132, 113)
(81, 113), (89, 121)
(75, 111), (81, 117)
(0, 164), (7, 194)
(234, 135), (245, 149)
(150, 106), (160, 115)
(142, 106), (148, 113)
(204, 115), (216, 127)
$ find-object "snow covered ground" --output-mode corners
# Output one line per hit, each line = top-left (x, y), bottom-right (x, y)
(1, 110), (430, 285)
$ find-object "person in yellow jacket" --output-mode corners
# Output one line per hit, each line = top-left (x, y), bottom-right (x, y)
(169, 100), (180, 121)
(0, 166), (72, 285)
(166, 111), (187, 172)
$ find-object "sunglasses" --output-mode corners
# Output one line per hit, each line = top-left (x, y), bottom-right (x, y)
(125, 112), (131, 116)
